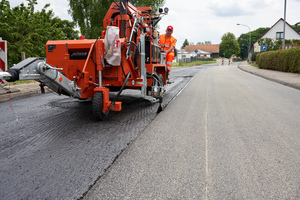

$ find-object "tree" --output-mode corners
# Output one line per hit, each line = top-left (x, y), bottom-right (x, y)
(181, 39), (189, 49)
(196, 41), (211, 45)
(131, 0), (165, 9)
(292, 25), (300, 33)
(237, 27), (269, 59)
(0, 0), (79, 67)
(68, 0), (165, 39)
(220, 32), (240, 58)
(257, 38), (281, 51)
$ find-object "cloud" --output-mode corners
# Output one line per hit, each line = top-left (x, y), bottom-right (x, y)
(8, 0), (72, 21)
(6, 0), (300, 47)
(207, 3), (254, 17)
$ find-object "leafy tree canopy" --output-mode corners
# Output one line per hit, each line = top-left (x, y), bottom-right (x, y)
(131, 0), (165, 9)
(237, 27), (269, 59)
(68, 0), (165, 39)
(181, 39), (189, 49)
(196, 41), (212, 45)
(257, 38), (281, 51)
(220, 32), (240, 58)
(0, 0), (79, 67)
(258, 38), (300, 51)
(292, 25), (300, 33)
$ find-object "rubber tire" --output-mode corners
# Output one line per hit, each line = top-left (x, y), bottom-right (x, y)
(157, 73), (164, 97)
(92, 92), (109, 120)
(157, 73), (164, 86)
(147, 73), (164, 96)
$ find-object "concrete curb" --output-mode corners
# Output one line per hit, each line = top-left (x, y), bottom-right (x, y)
(238, 62), (300, 91)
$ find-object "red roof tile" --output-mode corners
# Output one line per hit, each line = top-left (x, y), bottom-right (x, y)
(185, 44), (220, 53)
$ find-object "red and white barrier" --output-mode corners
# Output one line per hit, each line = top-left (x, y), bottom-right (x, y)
(0, 39), (8, 86)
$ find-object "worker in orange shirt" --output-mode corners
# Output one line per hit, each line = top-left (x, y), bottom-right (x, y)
(159, 25), (177, 76)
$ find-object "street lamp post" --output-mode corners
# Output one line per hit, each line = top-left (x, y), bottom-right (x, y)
(282, 0), (287, 50)
(237, 23), (251, 62)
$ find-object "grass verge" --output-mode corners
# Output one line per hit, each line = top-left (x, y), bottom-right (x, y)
(8, 80), (36, 85)
(173, 60), (216, 67)
(250, 63), (259, 68)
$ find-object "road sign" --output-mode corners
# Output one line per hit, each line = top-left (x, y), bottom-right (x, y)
(254, 45), (261, 52)
(261, 45), (267, 51)
(0, 39), (8, 86)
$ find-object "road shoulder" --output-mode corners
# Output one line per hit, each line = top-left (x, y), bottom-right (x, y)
(0, 82), (42, 103)
(238, 62), (300, 90)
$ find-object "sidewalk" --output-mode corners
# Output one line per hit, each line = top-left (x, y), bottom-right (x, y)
(0, 62), (299, 103)
(0, 81), (42, 103)
(238, 62), (300, 90)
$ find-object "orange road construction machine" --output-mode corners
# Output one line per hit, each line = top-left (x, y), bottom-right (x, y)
(0, 0), (170, 120)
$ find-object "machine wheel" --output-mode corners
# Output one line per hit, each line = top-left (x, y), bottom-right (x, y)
(157, 73), (164, 97)
(92, 92), (109, 120)
(147, 73), (164, 96)
(157, 73), (164, 86)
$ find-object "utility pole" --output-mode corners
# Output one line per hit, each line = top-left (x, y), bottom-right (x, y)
(282, 0), (287, 50)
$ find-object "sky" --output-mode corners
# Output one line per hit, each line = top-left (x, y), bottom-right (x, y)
(9, 0), (300, 48)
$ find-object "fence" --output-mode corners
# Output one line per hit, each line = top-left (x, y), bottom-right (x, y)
(177, 57), (213, 64)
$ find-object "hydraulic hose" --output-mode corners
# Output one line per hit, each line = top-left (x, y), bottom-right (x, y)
(152, 73), (163, 86)
(152, 17), (162, 27)
(132, 42), (140, 69)
(109, 12), (133, 26)
(120, 41), (138, 75)
(147, 72), (162, 87)
(110, 71), (131, 110)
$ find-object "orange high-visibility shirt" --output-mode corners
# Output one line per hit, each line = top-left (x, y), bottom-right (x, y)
(159, 34), (177, 51)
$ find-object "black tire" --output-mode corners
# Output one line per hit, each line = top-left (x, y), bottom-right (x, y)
(147, 73), (164, 96)
(92, 92), (109, 120)
(157, 73), (164, 86)
(157, 73), (164, 97)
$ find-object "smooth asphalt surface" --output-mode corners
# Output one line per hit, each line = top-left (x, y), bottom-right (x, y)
(84, 64), (300, 199)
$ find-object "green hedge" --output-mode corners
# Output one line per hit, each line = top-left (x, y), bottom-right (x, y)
(251, 52), (260, 62)
(256, 46), (300, 73)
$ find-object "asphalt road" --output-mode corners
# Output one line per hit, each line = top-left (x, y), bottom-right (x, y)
(84, 64), (300, 199)
(0, 64), (207, 200)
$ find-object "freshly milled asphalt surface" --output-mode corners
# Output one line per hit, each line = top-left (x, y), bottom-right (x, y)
(84, 64), (300, 199)
(0, 65), (207, 200)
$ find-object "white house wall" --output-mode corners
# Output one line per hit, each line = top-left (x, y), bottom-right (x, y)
(263, 20), (300, 40)
(254, 19), (300, 47)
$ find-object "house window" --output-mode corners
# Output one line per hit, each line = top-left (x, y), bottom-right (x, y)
(276, 32), (283, 40)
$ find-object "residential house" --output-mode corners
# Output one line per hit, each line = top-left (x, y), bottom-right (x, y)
(175, 49), (197, 62)
(184, 44), (220, 58)
(253, 18), (300, 51)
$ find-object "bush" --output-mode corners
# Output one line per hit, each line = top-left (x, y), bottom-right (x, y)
(256, 53), (261, 63)
(232, 58), (244, 62)
(251, 52), (260, 62)
(257, 46), (300, 73)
